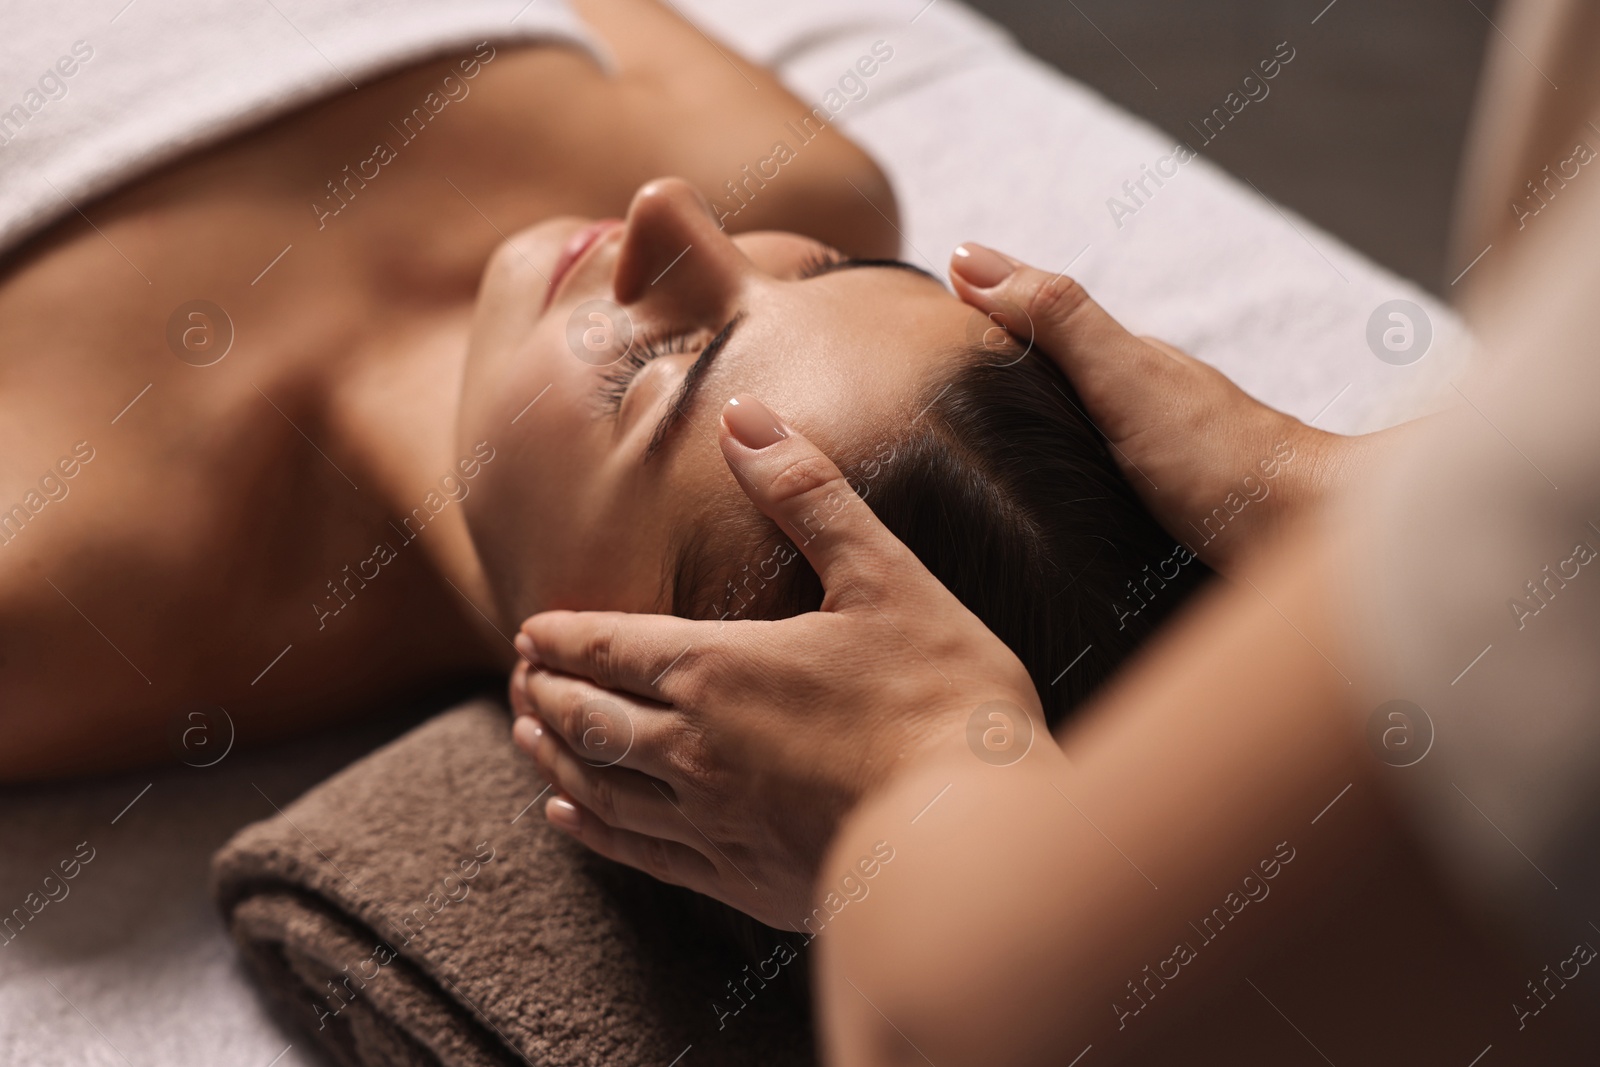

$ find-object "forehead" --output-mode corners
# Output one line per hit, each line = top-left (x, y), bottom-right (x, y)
(694, 266), (969, 450)
(639, 268), (969, 588)
(602, 266), (974, 615)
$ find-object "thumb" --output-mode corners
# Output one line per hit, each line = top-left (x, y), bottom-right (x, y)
(948, 243), (1179, 442)
(717, 394), (929, 609)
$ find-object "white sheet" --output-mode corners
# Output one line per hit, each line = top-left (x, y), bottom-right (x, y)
(678, 0), (1467, 434)
(0, 0), (598, 259)
(0, 3), (1468, 1065)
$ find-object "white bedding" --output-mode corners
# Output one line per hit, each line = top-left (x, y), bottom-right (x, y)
(0, 3), (1466, 1064)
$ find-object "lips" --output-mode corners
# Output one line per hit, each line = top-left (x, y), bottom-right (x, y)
(543, 218), (621, 310)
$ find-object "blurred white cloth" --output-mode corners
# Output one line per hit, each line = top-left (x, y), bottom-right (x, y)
(679, 0), (1468, 435)
(0, 0), (596, 258)
(1344, 0), (1600, 942)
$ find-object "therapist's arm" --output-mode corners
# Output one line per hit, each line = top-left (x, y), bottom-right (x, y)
(814, 521), (1359, 1064)
(507, 254), (1411, 921)
(813, 515), (1546, 1066)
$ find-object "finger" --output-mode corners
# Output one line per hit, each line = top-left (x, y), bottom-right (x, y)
(542, 792), (719, 894)
(513, 717), (697, 846)
(949, 244), (1181, 441)
(520, 666), (684, 780)
(509, 658), (534, 717)
(718, 393), (934, 606)
(519, 609), (707, 703)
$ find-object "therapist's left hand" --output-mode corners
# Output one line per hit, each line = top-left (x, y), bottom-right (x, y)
(509, 395), (1040, 929)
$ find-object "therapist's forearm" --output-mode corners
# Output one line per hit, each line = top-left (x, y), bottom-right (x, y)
(813, 527), (1415, 1065)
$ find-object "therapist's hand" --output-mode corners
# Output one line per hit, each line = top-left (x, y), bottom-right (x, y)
(949, 243), (1368, 572)
(509, 395), (1040, 929)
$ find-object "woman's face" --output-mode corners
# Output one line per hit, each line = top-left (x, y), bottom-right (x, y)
(457, 178), (974, 626)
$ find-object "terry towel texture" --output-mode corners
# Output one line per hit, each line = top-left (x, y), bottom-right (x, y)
(0, 0), (599, 259)
(212, 700), (812, 1067)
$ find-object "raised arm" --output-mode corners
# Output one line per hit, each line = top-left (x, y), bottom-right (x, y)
(568, 0), (900, 257)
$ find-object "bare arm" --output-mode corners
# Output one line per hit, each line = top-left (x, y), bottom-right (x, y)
(814, 521), (1584, 1064)
(813, 525), (1364, 1064)
(569, 0), (900, 257)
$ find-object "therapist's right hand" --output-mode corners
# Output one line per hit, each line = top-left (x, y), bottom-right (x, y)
(950, 243), (1365, 572)
(509, 396), (1043, 929)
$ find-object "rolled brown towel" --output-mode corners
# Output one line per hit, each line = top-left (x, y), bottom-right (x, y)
(212, 699), (814, 1067)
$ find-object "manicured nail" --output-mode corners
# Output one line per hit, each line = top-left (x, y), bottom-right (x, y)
(952, 243), (1014, 288)
(547, 796), (581, 831)
(722, 395), (789, 449)
(513, 716), (543, 746)
(514, 632), (537, 662)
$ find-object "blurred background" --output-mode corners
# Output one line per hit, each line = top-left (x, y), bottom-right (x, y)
(962, 0), (1491, 295)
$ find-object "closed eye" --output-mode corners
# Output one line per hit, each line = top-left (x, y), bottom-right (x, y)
(797, 248), (941, 284)
(597, 328), (700, 415)
(638, 252), (940, 460)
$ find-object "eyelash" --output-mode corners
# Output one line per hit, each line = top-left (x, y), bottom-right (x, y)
(597, 329), (699, 413)
(596, 248), (847, 413)
(798, 247), (848, 278)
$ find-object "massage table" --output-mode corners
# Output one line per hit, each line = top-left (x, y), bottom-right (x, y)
(0, 2), (1466, 1063)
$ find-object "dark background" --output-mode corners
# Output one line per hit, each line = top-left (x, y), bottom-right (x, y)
(960, 0), (1492, 294)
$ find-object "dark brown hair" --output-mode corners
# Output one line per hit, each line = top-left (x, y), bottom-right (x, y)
(653, 347), (1214, 1009)
(671, 346), (1212, 729)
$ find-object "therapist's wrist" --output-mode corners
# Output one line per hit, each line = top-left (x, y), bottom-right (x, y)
(1172, 415), (1339, 574)
(1285, 422), (1353, 516)
(1292, 416), (1433, 523)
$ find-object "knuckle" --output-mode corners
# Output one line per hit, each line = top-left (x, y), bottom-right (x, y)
(766, 452), (850, 510)
(1028, 273), (1094, 330)
(663, 725), (710, 783)
(581, 618), (621, 688)
(658, 646), (711, 704)
(643, 836), (676, 884)
(586, 772), (620, 825)
(1172, 384), (1213, 437)
(532, 678), (575, 742)
(562, 689), (598, 749)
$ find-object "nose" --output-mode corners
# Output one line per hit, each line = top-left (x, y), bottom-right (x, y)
(612, 178), (747, 317)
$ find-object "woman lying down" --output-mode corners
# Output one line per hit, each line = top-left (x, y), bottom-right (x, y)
(0, 0), (1204, 807)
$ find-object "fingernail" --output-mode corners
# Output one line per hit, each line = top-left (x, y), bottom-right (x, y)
(721, 395), (789, 449)
(514, 632), (538, 663)
(952, 243), (1014, 288)
(547, 796), (581, 831)
(513, 715), (543, 744)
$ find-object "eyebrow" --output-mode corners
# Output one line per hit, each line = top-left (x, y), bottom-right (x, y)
(640, 259), (939, 459)
(644, 313), (743, 460)
(808, 256), (942, 284)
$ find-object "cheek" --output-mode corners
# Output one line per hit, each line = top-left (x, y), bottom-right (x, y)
(462, 308), (583, 435)
(463, 432), (681, 619)
(547, 456), (726, 616)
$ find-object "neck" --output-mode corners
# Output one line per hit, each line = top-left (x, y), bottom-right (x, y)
(259, 48), (627, 664)
(322, 286), (521, 664)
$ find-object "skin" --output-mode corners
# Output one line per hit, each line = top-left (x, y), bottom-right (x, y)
(510, 384), (1043, 926)
(512, 259), (1596, 1059)
(813, 518), (1577, 1065)
(506, 253), (1427, 921)
(0, 0), (927, 780)
(457, 177), (976, 632)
